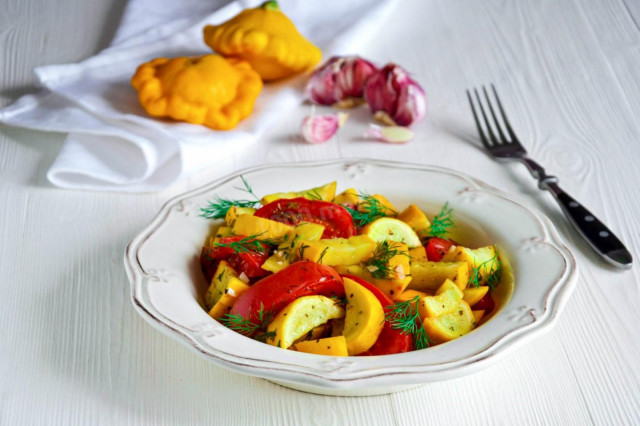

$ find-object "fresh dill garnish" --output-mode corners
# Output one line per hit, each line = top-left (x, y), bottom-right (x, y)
(384, 296), (431, 350)
(220, 303), (275, 342)
(428, 202), (454, 238)
(200, 198), (259, 219)
(468, 248), (502, 289)
(345, 193), (395, 227)
(364, 241), (408, 280)
(234, 176), (259, 200)
(306, 189), (323, 201)
(200, 175), (260, 219)
(330, 295), (349, 305)
(317, 247), (330, 264)
(213, 233), (279, 254)
(297, 242), (310, 259)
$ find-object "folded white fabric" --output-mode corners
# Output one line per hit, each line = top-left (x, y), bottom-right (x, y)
(0, 0), (398, 192)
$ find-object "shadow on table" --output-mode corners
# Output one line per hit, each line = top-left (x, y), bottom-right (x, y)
(29, 230), (397, 422)
(0, 125), (64, 189)
(440, 117), (627, 271)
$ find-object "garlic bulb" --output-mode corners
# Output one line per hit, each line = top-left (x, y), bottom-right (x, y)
(364, 64), (426, 126)
(304, 56), (378, 107)
(300, 112), (349, 144)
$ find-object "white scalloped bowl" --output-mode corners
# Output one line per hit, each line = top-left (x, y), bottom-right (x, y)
(124, 159), (577, 396)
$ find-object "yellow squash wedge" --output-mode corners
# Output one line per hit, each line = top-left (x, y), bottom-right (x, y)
(266, 295), (344, 349)
(232, 214), (294, 240)
(423, 300), (475, 344)
(408, 261), (469, 292)
(417, 279), (464, 319)
(292, 336), (348, 356)
(342, 278), (385, 355)
(260, 181), (337, 205)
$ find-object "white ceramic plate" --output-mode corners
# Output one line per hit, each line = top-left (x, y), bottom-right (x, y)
(124, 159), (577, 396)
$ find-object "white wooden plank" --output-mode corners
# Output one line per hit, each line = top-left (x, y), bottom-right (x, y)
(1, 0), (640, 424)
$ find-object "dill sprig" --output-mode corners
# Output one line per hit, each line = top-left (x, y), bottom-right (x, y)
(200, 176), (260, 219)
(468, 248), (502, 289)
(297, 242), (311, 260)
(345, 193), (395, 227)
(427, 202), (454, 238)
(364, 241), (408, 280)
(213, 234), (279, 254)
(384, 296), (431, 350)
(317, 247), (330, 264)
(220, 303), (276, 342)
(200, 198), (259, 219)
(305, 189), (323, 201)
(330, 295), (349, 305)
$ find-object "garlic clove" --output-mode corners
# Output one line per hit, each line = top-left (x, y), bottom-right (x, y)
(394, 81), (427, 127)
(364, 63), (427, 127)
(372, 111), (397, 126)
(333, 97), (366, 109)
(364, 123), (413, 144)
(301, 112), (349, 144)
(305, 56), (378, 106)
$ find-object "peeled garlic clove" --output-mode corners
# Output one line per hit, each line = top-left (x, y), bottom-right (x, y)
(364, 123), (413, 144)
(301, 112), (349, 144)
(364, 63), (427, 126)
(304, 56), (378, 106)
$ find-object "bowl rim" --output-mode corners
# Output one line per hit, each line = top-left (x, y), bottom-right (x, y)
(124, 158), (578, 389)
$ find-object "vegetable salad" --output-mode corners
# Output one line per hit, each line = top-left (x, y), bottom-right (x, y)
(199, 179), (503, 356)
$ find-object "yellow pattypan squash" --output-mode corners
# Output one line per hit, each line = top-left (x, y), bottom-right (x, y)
(203, 1), (322, 81)
(131, 55), (262, 130)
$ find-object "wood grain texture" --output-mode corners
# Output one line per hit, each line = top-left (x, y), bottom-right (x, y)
(1, 0), (640, 424)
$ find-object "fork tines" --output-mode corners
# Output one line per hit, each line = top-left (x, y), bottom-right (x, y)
(467, 85), (520, 148)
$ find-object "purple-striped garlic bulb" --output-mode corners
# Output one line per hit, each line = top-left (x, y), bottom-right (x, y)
(364, 63), (427, 126)
(304, 56), (378, 107)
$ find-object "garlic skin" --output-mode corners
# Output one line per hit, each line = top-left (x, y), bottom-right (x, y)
(300, 112), (349, 144)
(364, 123), (413, 144)
(364, 64), (427, 126)
(304, 56), (378, 106)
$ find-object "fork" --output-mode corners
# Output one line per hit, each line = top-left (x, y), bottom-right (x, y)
(467, 85), (632, 269)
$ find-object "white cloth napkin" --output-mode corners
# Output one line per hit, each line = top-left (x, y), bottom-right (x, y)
(0, 0), (398, 192)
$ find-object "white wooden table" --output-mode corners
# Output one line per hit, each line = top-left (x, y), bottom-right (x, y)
(2, 0), (639, 424)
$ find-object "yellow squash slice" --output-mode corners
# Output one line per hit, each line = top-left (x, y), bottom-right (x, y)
(260, 181), (337, 205)
(360, 217), (421, 248)
(292, 336), (348, 356)
(417, 279), (464, 319)
(408, 261), (469, 292)
(266, 295), (344, 349)
(342, 278), (385, 355)
(423, 300), (475, 344)
(232, 214), (294, 240)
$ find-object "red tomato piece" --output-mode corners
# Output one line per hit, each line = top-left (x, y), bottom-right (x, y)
(425, 237), (455, 262)
(227, 251), (270, 279)
(200, 246), (219, 284)
(230, 261), (345, 326)
(254, 197), (356, 239)
(341, 275), (413, 356)
(471, 291), (495, 313)
(341, 274), (393, 305)
(201, 236), (270, 280)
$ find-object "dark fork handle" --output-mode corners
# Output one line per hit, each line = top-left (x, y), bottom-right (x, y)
(519, 158), (632, 269)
